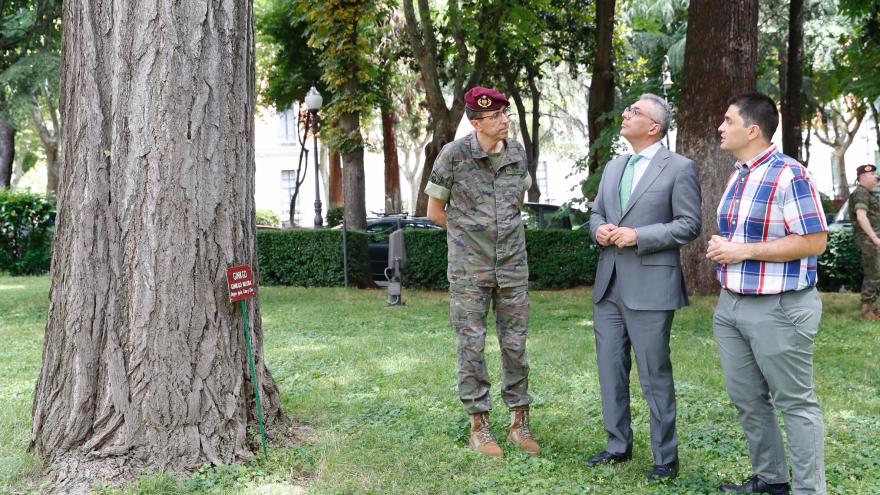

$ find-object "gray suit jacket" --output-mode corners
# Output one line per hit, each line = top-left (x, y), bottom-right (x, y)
(589, 146), (702, 310)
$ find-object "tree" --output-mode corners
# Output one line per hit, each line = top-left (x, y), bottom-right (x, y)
(483, 0), (594, 202)
(255, 0), (344, 221)
(0, 0), (62, 188)
(677, 0), (759, 295)
(781, 0), (805, 161)
(814, 95), (867, 199)
(377, 11), (404, 214)
(401, 0), (502, 216)
(587, 0), (617, 175)
(30, 1), (288, 490)
(299, 0), (382, 230)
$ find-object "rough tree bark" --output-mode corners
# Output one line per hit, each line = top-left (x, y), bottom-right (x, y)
(30, 1), (289, 492)
(781, 0), (804, 161)
(587, 0), (616, 175)
(402, 0), (500, 216)
(0, 118), (13, 188)
(381, 104), (403, 213)
(677, 0), (759, 295)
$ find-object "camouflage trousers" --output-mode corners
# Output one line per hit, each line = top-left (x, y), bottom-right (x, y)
(858, 238), (880, 302)
(450, 283), (532, 414)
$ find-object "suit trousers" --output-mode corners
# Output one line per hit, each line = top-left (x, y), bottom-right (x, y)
(714, 288), (825, 495)
(593, 273), (678, 465)
(450, 283), (532, 414)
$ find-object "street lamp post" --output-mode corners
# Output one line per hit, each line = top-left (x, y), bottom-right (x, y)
(661, 55), (674, 149)
(304, 86), (324, 229)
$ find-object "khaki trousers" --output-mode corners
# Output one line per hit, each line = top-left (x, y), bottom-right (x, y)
(713, 287), (825, 495)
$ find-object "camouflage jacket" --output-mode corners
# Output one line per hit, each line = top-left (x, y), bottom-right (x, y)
(424, 132), (532, 288)
(849, 185), (880, 241)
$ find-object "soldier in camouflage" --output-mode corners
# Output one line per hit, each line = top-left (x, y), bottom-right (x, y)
(425, 87), (539, 458)
(848, 164), (880, 321)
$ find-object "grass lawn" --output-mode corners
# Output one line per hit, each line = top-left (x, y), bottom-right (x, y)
(1, 275), (879, 494)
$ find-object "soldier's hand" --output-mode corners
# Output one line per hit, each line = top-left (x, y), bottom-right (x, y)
(873, 237), (880, 248)
(596, 224), (617, 247)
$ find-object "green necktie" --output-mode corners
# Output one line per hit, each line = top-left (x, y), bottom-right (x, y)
(619, 154), (641, 210)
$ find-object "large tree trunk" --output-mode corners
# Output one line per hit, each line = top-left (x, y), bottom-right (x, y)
(0, 119), (14, 188)
(381, 104), (402, 214)
(677, 0), (759, 295)
(30, 1), (288, 491)
(781, 0), (805, 161)
(587, 0), (616, 176)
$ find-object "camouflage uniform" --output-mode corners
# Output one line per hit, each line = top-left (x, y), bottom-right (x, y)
(849, 184), (880, 302)
(424, 131), (533, 414)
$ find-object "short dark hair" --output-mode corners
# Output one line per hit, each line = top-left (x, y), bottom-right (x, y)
(727, 92), (778, 141)
(465, 108), (485, 121)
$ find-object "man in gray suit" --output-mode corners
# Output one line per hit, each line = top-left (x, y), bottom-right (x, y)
(587, 94), (702, 482)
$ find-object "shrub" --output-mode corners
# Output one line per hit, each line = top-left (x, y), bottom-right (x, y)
(818, 229), (862, 292)
(257, 229), (370, 287)
(255, 209), (280, 227)
(401, 229), (598, 290)
(326, 206), (344, 228)
(525, 230), (597, 289)
(0, 189), (55, 275)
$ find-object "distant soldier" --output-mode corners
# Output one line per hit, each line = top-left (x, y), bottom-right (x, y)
(848, 164), (880, 321)
(425, 86), (539, 458)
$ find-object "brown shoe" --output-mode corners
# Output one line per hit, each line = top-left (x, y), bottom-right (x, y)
(861, 301), (880, 321)
(507, 406), (540, 456)
(470, 412), (503, 457)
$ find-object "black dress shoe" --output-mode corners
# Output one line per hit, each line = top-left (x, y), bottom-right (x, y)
(585, 450), (632, 467)
(719, 475), (791, 494)
(647, 460), (679, 482)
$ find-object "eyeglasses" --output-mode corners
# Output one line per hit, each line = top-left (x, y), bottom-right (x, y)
(624, 105), (659, 124)
(474, 108), (511, 122)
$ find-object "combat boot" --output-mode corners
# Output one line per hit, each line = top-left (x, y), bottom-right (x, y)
(469, 412), (503, 457)
(860, 301), (880, 321)
(507, 405), (540, 456)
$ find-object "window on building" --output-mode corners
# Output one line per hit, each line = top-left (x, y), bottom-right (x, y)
(278, 107), (299, 145)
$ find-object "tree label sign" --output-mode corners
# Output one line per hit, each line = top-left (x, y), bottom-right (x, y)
(226, 265), (256, 302)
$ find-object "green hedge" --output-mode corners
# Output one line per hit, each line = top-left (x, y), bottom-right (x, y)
(401, 229), (598, 290)
(0, 189), (55, 275)
(818, 229), (862, 292)
(256, 229), (370, 287)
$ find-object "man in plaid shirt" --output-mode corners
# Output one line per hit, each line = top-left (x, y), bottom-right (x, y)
(708, 93), (827, 495)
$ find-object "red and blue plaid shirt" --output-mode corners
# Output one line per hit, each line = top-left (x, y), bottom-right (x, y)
(716, 145), (827, 295)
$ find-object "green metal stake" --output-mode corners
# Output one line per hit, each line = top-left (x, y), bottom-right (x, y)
(241, 300), (269, 459)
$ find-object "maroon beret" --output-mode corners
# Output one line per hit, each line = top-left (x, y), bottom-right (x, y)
(857, 164), (877, 176)
(464, 87), (509, 112)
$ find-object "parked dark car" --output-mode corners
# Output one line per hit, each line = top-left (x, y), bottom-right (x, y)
(367, 216), (441, 281)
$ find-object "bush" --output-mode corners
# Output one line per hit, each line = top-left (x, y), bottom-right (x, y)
(0, 189), (55, 275)
(401, 229), (598, 290)
(326, 206), (344, 228)
(818, 229), (862, 292)
(257, 229), (370, 287)
(255, 209), (280, 227)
